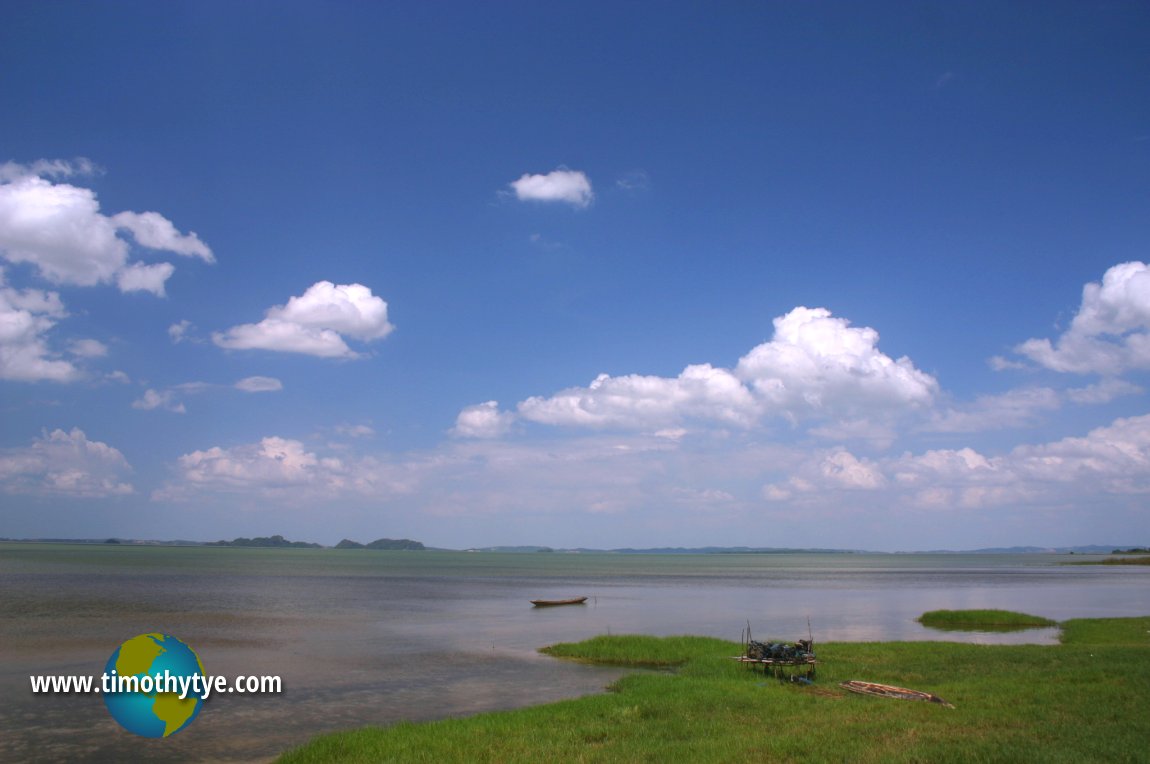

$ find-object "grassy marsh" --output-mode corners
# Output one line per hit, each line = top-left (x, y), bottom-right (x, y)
(279, 615), (1150, 763)
(917, 609), (1058, 631)
(1087, 555), (1150, 566)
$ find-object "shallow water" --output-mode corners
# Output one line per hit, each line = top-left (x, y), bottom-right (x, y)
(2, 544), (1147, 762)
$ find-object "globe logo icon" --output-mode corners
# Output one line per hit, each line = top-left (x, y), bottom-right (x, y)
(102, 633), (206, 738)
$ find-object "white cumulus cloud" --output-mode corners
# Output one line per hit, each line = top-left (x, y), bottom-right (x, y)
(0, 160), (213, 293)
(111, 211), (213, 260)
(158, 436), (399, 501)
(213, 281), (393, 359)
(0, 428), (133, 497)
(512, 306), (935, 433)
(766, 412), (1150, 511)
(177, 437), (328, 489)
(1013, 261), (1150, 374)
(509, 168), (594, 208)
(0, 272), (77, 382)
(735, 307), (938, 417)
(819, 450), (887, 489)
(116, 261), (176, 297)
(763, 449), (885, 500)
(452, 401), (516, 438)
(519, 364), (757, 430)
(1008, 414), (1150, 493)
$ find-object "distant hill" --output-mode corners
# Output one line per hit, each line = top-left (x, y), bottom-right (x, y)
(337, 538), (425, 551)
(207, 535), (321, 549)
(367, 538), (424, 550)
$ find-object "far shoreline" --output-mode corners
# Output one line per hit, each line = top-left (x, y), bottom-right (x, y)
(1, 537), (1141, 555)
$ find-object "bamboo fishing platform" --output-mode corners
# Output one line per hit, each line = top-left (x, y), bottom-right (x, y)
(732, 654), (819, 680)
(734, 623), (817, 680)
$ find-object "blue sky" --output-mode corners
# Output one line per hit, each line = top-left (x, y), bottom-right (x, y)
(2, 1), (1148, 550)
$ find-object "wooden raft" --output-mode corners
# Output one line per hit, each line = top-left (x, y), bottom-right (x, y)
(732, 655), (818, 680)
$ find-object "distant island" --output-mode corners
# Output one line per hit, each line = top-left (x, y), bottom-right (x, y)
(335, 538), (426, 550)
(207, 534), (321, 548)
(208, 535), (426, 550)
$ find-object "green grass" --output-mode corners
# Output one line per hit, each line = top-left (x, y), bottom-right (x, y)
(1064, 554), (1150, 566)
(916, 609), (1058, 631)
(1092, 555), (1150, 565)
(279, 615), (1150, 763)
(540, 634), (732, 667)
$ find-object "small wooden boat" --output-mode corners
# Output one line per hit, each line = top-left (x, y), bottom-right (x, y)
(530, 596), (588, 607)
(839, 680), (954, 708)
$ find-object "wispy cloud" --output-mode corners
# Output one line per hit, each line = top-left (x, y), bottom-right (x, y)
(615, 169), (650, 192)
(169, 320), (196, 344)
(132, 376), (284, 413)
(931, 71), (956, 91)
(234, 376), (283, 393)
(132, 388), (187, 414)
(925, 387), (1061, 433)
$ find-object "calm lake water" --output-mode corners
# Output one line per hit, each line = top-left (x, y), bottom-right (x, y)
(2, 544), (1147, 762)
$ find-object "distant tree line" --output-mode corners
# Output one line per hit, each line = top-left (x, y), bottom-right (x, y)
(201, 534), (426, 549)
(335, 538), (425, 550)
(208, 534), (321, 548)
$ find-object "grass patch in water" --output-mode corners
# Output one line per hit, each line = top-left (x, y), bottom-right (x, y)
(917, 609), (1057, 632)
(540, 634), (731, 667)
(279, 615), (1150, 763)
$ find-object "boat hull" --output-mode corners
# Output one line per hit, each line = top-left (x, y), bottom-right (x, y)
(530, 597), (588, 607)
(840, 680), (954, 708)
